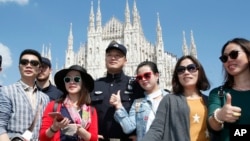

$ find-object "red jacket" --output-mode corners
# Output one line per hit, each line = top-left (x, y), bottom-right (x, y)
(39, 101), (98, 141)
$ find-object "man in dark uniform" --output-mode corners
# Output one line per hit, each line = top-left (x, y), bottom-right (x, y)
(91, 41), (144, 141)
(36, 57), (63, 101)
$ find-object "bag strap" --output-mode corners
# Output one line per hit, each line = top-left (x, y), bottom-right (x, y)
(218, 85), (225, 106)
(28, 100), (42, 132)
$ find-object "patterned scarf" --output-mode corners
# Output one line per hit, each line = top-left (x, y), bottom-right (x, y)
(63, 96), (91, 129)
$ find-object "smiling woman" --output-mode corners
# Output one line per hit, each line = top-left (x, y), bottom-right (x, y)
(39, 65), (98, 141)
(208, 38), (250, 141)
(110, 61), (169, 141)
(143, 55), (212, 141)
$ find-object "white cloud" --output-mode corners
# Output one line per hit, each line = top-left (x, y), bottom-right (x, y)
(0, 43), (12, 85)
(0, 0), (29, 5)
(0, 43), (12, 69)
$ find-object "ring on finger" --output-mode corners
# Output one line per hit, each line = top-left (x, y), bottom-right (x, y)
(232, 112), (241, 117)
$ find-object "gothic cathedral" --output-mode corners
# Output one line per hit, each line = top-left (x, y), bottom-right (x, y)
(44, 0), (197, 90)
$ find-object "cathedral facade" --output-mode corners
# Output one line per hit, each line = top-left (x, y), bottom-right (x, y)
(52, 0), (197, 90)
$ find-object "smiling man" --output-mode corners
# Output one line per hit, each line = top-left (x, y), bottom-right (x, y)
(0, 49), (49, 141)
(91, 41), (144, 141)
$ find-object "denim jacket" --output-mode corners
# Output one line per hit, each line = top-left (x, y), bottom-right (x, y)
(114, 89), (168, 141)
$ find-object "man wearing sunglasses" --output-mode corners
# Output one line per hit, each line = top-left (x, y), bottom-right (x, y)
(0, 49), (50, 141)
(91, 41), (144, 141)
(36, 57), (63, 101)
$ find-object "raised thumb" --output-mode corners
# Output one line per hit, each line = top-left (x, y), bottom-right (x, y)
(226, 93), (232, 105)
(117, 90), (121, 96)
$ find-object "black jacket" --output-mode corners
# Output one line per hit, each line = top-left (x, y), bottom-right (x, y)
(91, 71), (144, 140)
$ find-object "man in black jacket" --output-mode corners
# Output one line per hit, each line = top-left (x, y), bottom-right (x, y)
(36, 57), (63, 101)
(91, 41), (143, 141)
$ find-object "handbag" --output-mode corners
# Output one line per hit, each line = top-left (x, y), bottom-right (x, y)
(10, 101), (42, 141)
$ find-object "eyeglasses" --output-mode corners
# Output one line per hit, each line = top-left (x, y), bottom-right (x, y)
(136, 72), (152, 81)
(176, 64), (199, 75)
(64, 76), (81, 83)
(219, 50), (240, 63)
(19, 59), (40, 67)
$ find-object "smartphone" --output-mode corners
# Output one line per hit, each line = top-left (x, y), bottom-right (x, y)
(48, 112), (64, 122)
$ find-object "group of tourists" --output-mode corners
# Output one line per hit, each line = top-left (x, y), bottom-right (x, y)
(0, 37), (249, 141)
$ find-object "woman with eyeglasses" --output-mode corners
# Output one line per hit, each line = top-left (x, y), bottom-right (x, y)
(109, 61), (169, 141)
(208, 38), (250, 141)
(142, 55), (211, 141)
(39, 65), (98, 141)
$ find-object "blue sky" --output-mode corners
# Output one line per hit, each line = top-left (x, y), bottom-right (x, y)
(1, 0), (250, 94)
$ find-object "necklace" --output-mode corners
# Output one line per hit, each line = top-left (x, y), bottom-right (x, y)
(233, 85), (250, 91)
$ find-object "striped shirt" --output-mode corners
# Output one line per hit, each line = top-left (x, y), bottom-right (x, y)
(0, 80), (49, 140)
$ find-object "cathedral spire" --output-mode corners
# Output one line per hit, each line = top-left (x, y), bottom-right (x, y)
(190, 30), (197, 58)
(42, 44), (45, 57)
(182, 31), (189, 56)
(125, 0), (131, 26)
(48, 43), (52, 60)
(96, 0), (102, 32)
(68, 23), (73, 50)
(132, 0), (139, 27)
(88, 0), (95, 33)
(156, 13), (164, 58)
(156, 13), (163, 43)
(65, 23), (74, 68)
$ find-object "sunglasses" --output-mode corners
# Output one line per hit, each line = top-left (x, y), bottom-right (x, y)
(19, 59), (40, 67)
(136, 72), (152, 81)
(219, 50), (240, 63)
(176, 64), (198, 75)
(64, 76), (81, 83)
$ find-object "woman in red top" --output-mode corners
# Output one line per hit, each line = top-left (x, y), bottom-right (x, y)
(39, 65), (98, 141)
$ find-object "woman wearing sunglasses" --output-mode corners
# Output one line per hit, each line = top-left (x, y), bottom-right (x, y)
(109, 61), (169, 141)
(142, 55), (211, 141)
(39, 65), (98, 141)
(208, 38), (250, 141)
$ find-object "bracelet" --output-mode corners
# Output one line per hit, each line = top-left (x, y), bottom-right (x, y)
(213, 108), (224, 124)
(49, 126), (58, 133)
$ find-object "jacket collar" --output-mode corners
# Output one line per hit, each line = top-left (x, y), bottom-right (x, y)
(106, 71), (126, 82)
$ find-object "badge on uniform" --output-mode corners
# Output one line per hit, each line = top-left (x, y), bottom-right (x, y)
(94, 91), (103, 95)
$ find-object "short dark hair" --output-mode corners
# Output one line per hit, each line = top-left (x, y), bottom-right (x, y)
(172, 55), (210, 94)
(19, 49), (42, 64)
